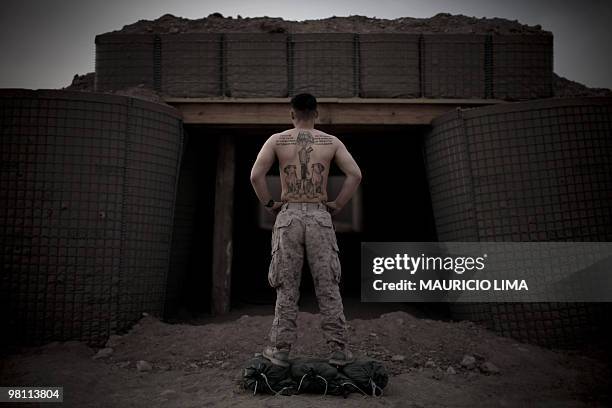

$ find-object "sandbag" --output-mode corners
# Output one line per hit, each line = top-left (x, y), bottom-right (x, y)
(327, 372), (361, 397)
(241, 355), (389, 397)
(290, 357), (338, 395)
(242, 355), (296, 395)
(340, 359), (389, 396)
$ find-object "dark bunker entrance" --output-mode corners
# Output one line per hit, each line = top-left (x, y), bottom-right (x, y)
(166, 125), (440, 320)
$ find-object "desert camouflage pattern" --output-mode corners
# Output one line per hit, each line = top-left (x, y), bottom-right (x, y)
(268, 202), (348, 352)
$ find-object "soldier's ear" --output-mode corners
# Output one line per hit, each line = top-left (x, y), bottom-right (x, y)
(313, 110), (319, 119)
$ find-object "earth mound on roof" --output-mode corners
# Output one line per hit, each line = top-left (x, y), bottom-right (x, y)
(62, 75), (169, 104)
(552, 73), (612, 98)
(108, 12), (550, 35)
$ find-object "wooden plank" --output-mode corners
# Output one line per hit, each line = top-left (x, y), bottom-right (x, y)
(164, 97), (503, 104)
(168, 99), (503, 125)
(211, 135), (235, 315)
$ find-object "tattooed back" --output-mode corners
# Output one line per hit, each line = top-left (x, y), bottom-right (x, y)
(274, 128), (337, 203)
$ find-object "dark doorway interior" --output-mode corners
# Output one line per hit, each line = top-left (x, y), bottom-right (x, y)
(166, 132), (217, 317)
(231, 125), (438, 314)
(168, 125), (440, 319)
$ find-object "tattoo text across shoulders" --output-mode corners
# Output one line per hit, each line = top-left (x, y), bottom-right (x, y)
(276, 133), (296, 146)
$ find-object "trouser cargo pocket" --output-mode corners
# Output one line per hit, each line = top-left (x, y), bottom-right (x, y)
(268, 213), (293, 288)
(313, 211), (342, 283)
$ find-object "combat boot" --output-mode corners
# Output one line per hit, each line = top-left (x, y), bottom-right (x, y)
(328, 349), (355, 366)
(262, 346), (291, 367)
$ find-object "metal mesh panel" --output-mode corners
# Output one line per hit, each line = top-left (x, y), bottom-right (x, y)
(465, 99), (612, 242)
(359, 33), (420, 98)
(422, 34), (486, 98)
(424, 113), (479, 241)
(291, 33), (356, 97)
(492, 35), (553, 100)
(160, 33), (221, 97)
(425, 97), (612, 347)
(118, 98), (183, 330)
(453, 302), (607, 347)
(95, 34), (155, 91)
(226, 33), (288, 97)
(0, 90), (183, 346)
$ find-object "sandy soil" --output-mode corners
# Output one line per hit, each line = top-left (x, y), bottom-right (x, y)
(1, 309), (609, 408)
(111, 12), (548, 35)
(552, 73), (612, 97)
(62, 77), (170, 104)
(62, 73), (95, 91)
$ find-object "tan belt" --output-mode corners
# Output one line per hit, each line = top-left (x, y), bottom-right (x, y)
(281, 202), (327, 211)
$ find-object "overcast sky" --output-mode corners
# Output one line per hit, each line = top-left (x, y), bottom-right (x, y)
(1, 0), (611, 90)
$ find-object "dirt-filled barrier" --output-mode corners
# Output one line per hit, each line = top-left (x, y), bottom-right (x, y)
(0, 89), (184, 347)
(95, 32), (553, 100)
(424, 96), (612, 347)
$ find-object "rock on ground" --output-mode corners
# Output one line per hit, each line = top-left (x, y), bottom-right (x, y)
(460, 354), (476, 369)
(92, 347), (113, 360)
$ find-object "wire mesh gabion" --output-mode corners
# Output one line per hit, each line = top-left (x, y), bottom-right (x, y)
(160, 33), (222, 97)
(226, 33), (288, 97)
(0, 89), (183, 347)
(359, 33), (420, 98)
(94, 32), (553, 100)
(422, 34), (486, 99)
(492, 35), (553, 100)
(424, 97), (612, 347)
(95, 34), (156, 92)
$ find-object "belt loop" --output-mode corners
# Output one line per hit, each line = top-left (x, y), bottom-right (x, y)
(301, 202), (307, 211)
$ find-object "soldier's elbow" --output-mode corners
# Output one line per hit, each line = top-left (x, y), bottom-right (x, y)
(249, 170), (261, 185)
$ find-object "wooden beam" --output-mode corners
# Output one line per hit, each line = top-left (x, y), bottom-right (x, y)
(165, 98), (504, 126)
(211, 135), (235, 315)
(164, 97), (502, 104)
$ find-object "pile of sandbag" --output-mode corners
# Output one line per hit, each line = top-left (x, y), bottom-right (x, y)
(242, 355), (388, 397)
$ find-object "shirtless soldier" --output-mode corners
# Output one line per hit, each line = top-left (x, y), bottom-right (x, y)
(250, 93), (362, 367)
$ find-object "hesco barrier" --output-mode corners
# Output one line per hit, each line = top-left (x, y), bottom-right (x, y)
(95, 32), (553, 100)
(424, 97), (612, 347)
(0, 90), (184, 346)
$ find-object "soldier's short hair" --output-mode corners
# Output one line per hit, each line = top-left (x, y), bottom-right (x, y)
(291, 93), (317, 120)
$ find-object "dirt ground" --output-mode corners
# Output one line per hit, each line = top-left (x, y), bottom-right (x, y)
(1, 307), (610, 408)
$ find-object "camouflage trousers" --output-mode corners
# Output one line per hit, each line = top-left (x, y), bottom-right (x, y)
(268, 202), (348, 352)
